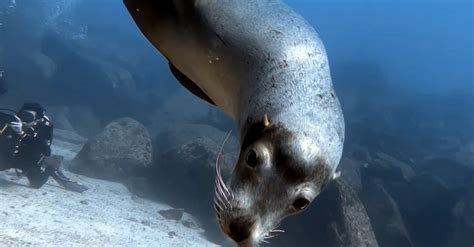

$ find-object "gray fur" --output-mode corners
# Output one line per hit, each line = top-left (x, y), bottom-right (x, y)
(124, 0), (345, 246)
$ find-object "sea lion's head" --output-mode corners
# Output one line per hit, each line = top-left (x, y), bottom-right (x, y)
(215, 114), (343, 246)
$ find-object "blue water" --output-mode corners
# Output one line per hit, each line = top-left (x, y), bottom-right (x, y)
(0, 0), (472, 246)
(299, 0), (473, 94)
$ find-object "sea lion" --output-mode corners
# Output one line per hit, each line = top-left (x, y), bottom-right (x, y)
(123, 0), (345, 246)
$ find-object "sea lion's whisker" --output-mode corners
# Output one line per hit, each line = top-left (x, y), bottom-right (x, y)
(215, 178), (231, 208)
(218, 173), (231, 198)
(270, 222), (282, 232)
(214, 197), (225, 212)
(215, 178), (228, 202)
(214, 130), (234, 213)
(216, 194), (228, 211)
(214, 178), (224, 197)
(215, 208), (223, 221)
(217, 169), (231, 200)
(264, 234), (275, 239)
(220, 179), (233, 207)
(271, 229), (285, 233)
(215, 130), (233, 193)
(216, 162), (234, 201)
(218, 179), (233, 206)
(214, 187), (229, 210)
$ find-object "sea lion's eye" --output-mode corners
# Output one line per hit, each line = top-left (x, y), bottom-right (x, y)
(245, 149), (259, 168)
(292, 197), (310, 211)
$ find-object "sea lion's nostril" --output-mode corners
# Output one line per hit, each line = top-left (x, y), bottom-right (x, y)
(228, 217), (253, 242)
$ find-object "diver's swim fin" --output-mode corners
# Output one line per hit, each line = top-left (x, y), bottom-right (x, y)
(51, 170), (88, 193)
(168, 62), (216, 106)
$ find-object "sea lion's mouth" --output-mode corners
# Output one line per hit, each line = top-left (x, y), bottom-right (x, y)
(232, 224), (285, 247)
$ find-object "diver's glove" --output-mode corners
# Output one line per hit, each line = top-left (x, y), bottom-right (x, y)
(10, 115), (24, 135)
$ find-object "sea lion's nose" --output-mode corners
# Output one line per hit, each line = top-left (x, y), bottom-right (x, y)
(228, 216), (254, 243)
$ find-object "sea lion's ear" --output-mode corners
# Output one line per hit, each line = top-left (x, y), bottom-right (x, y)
(263, 113), (270, 127)
(240, 114), (271, 152)
(332, 171), (341, 180)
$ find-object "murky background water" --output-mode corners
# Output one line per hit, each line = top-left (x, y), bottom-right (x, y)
(0, 0), (472, 246)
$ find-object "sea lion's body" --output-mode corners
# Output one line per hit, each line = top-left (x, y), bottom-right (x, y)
(124, 0), (344, 246)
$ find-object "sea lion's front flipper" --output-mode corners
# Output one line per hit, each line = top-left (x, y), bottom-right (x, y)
(168, 62), (216, 105)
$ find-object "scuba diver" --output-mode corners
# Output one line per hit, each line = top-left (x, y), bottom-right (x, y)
(0, 103), (87, 192)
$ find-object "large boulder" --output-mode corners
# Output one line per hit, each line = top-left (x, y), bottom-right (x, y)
(148, 91), (220, 135)
(275, 179), (378, 247)
(361, 180), (414, 247)
(70, 117), (152, 180)
(46, 105), (75, 131)
(358, 149), (470, 247)
(399, 173), (462, 247)
(149, 124), (238, 208)
(416, 157), (473, 190)
(331, 179), (379, 247)
(455, 141), (474, 169)
(66, 106), (102, 138)
(51, 128), (87, 162)
(143, 124), (238, 245)
(338, 157), (364, 193)
(447, 180), (474, 247)
(153, 124), (238, 157)
(362, 152), (415, 184)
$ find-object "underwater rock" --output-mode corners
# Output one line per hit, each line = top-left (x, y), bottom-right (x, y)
(349, 144), (371, 163)
(70, 117), (152, 180)
(358, 149), (470, 247)
(360, 180), (414, 247)
(158, 208), (185, 221)
(147, 124), (238, 244)
(446, 179), (474, 247)
(67, 106), (102, 138)
(374, 152), (415, 181)
(28, 52), (57, 80)
(96, 60), (137, 98)
(361, 152), (415, 184)
(153, 124), (238, 163)
(339, 157), (364, 193)
(51, 128), (87, 162)
(53, 128), (87, 145)
(276, 178), (378, 247)
(398, 173), (458, 247)
(328, 179), (379, 247)
(455, 141), (474, 170)
(149, 91), (218, 135)
(46, 106), (75, 131)
(42, 155), (64, 169)
(416, 157), (473, 190)
(151, 124), (237, 204)
(124, 176), (155, 199)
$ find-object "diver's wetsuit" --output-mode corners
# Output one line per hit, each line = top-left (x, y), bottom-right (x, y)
(0, 112), (55, 188)
(15, 116), (55, 188)
(0, 107), (87, 192)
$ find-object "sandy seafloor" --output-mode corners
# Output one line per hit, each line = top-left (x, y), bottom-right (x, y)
(0, 131), (218, 247)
